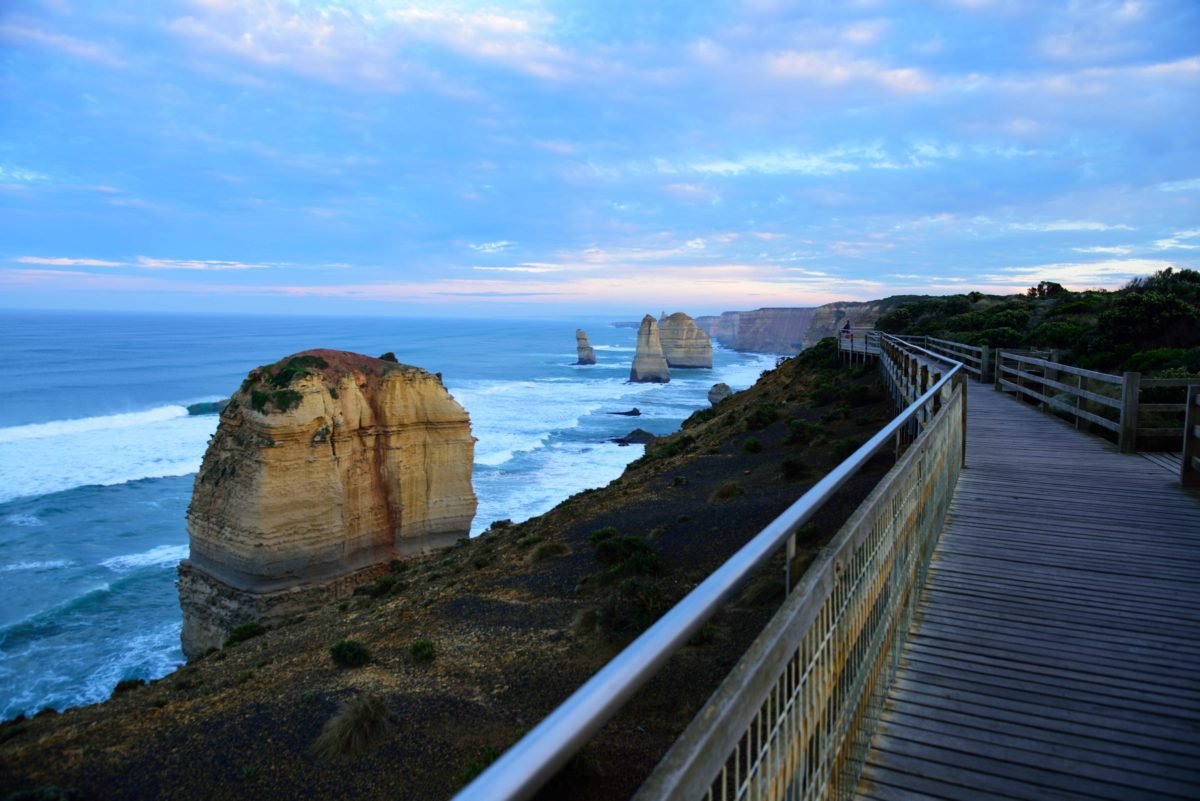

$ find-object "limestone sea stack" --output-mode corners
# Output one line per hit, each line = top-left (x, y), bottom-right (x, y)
(629, 315), (671, 383)
(659, 312), (713, 368)
(575, 329), (597, 365)
(178, 349), (476, 659)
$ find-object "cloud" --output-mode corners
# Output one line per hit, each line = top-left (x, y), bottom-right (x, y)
(472, 265), (562, 274)
(768, 50), (933, 93)
(0, 23), (125, 67)
(1072, 246), (1134, 255)
(16, 256), (123, 267)
(468, 241), (516, 254)
(687, 144), (894, 176)
(0, 165), (49, 183)
(14, 255), (277, 271)
(985, 258), (1177, 288)
(1153, 229), (1200, 251)
(1158, 177), (1200, 192)
(663, 183), (721, 203)
(1010, 220), (1134, 232)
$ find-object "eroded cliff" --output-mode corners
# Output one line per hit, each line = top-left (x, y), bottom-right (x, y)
(695, 308), (816, 354)
(658, 312), (713, 368)
(575, 329), (597, 365)
(629, 315), (670, 382)
(179, 349), (476, 658)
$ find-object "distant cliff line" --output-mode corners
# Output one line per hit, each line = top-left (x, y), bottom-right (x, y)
(695, 299), (914, 354)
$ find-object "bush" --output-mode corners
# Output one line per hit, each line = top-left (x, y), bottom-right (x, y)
(225, 622), (267, 647)
(113, 678), (145, 694)
(743, 437), (763, 454)
(409, 639), (435, 663)
(709, 482), (744, 502)
(745, 403), (780, 430)
(529, 541), (570, 562)
(460, 746), (505, 785)
(311, 693), (392, 759)
(785, 419), (823, 446)
(591, 529), (662, 577)
(330, 639), (371, 668)
(598, 578), (666, 633)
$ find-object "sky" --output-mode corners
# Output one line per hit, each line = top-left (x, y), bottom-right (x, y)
(1, 0), (1198, 317)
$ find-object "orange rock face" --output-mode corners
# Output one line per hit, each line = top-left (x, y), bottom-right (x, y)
(179, 350), (476, 657)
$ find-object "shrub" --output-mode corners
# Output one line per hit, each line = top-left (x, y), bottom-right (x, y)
(743, 437), (763, 454)
(311, 693), (393, 760)
(591, 530), (662, 577)
(409, 639), (435, 663)
(781, 457), (808, 481)
(225, 622), (267, 647)
(785, 419), (823, 446)
(745, 403), (780, 430)
(460, 746), (504, 785)
(354, 573), (404, 598)
(330, 639), (371, 668)
(516, 534), (545, 549)
(709, 482), (744, 502)
(598, 578), (666, 633)
(113, 678), (145, 694)
(268, 354), (328, 388)
(529, 541), (570, 562)
(489, 519), (513, 531)
(648, 434), (695, 461)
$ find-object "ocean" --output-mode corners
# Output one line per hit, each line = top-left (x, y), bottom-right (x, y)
(0, 310), (775, 721)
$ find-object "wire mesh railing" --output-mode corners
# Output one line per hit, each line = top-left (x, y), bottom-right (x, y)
(453, 336), (965, 801)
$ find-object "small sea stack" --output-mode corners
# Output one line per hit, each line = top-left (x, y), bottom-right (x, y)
(630, 315), (671, 383)
(659, 312), (713, 368)
(575, 329), (597, 365)
(708, 383), (732, 405)
(178, 349), (477, 659)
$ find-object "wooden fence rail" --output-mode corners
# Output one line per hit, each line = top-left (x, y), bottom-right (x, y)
(1184, 385), (1200, 488)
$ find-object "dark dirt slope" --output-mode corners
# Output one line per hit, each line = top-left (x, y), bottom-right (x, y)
(1, 339), (898, 801)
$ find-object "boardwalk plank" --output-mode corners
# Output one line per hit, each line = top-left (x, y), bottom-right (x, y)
(856, 383), (1200, 800)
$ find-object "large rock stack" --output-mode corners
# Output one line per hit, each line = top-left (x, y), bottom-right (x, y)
(629, 315), (671, 383)
(658, 312), (713, 368)
(575, 329), (597, 365)
(178, 349), (476, 658)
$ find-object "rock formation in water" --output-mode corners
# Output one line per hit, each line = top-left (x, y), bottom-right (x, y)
(694, 308), (817, 354)
(629, 315), (671, 383)
(658, 312), (713, 368)
(575, 329), (597, 365)
(178, 349), (476, 659)
(708, 383), (732, 405)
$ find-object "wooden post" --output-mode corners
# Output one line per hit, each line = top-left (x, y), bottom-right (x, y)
(979, 345), (990, 384)
(956, 373), (968, 468)
(994, 352), (1004, 392)
(1183, 385), (1200, 488)
(1119, 371), (1141, 453)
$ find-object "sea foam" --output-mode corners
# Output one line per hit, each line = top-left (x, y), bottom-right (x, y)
(0, 406), (216, 503)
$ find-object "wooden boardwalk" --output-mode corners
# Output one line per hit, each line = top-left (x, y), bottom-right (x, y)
(856, 383), (1200, 801)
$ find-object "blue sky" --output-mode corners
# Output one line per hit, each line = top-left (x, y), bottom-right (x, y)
(1, 0), (1197, 317)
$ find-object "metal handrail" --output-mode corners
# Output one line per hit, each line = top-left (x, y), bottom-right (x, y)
(453, 336), (965, 801)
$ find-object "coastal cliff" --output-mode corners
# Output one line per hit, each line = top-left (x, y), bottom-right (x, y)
(658, 312), (713, 368)
(575, 329), (597, 365)
(179, 349), (476, 658)
(629, 315), (671, 382)
(801, 300), (902, 348)
(695, 307), (816, 354)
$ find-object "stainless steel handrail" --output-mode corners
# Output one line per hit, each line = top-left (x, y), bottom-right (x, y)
(453, 337), (964, 801)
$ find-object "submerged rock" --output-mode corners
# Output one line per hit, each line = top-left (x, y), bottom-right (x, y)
(659, 312), (713, 368)
(575, 329), (597, 365)
(629, 315), (671, 383)
(708, 383), (732, 405)
(178, 349), (477, 659)
(607, 408), (642, 416)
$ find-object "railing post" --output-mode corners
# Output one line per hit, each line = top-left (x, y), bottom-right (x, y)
(979, 345), (990, 384)
(994, 352), (1004, 392)
(1119, 371), (1141, 453)
(1183, 386), (1200, 488)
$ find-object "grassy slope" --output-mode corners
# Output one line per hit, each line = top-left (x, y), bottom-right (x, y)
(1, 340), (899, 801)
